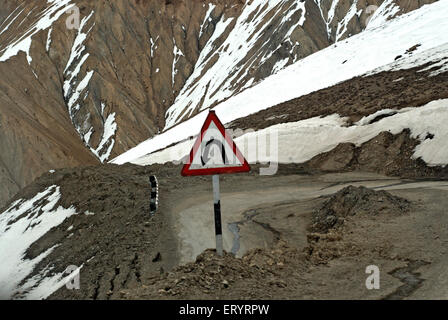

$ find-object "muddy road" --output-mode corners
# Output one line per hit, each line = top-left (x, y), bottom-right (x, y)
(164, 169), (448, 299)
(170, 172), (448, 262)
(37, 163), (448, 299)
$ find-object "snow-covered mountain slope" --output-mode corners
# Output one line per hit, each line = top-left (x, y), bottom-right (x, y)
(163, 0), (308, 129)
(112, 0), (448, 166)
(0, 185), (81, 299)
(0, 0), (434, 207)
(163, 0), (438, 129)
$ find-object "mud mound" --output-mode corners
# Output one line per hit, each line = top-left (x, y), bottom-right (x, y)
(305, 186), (410, 265)
(156, 250), (257, 297)
(302, 130), (448, 179)
(120, 241), (307, 299)
(305, 230), (361, 265)
(310, 186), (410, 233)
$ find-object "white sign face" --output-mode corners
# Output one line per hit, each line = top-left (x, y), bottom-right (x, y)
(189, 121), (243, 171)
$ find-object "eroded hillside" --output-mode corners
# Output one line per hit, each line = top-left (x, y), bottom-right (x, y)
(0, 0), (436, 206)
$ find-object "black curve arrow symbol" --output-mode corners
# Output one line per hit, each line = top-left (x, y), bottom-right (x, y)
(201, 138), (228, 166)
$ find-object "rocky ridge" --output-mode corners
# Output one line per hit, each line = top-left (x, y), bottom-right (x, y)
(0, 0), (436, 206)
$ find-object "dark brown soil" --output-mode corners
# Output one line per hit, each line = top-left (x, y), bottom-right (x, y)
(294, 130), (448, 179)
(11, 163), (180, 300)
(229, 64), (448, 131)
(119, 241), (309, 300)
(310, 185), (410, 233)
(5, 162), (447, 300)
(115, 184), (430, 300)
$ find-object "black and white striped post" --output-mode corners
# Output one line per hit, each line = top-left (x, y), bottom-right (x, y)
(212, 174), (223, 256)
(149, 175), (158, 215)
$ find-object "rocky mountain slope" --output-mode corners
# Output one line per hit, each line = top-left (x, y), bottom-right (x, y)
(0, 0), (436, 207)
(1, 0), (448, 300)
(114, 0), (448, 168)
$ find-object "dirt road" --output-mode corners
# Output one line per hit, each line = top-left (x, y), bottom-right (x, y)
(164, 170), (448, 299)
(38, 163), (448, 299)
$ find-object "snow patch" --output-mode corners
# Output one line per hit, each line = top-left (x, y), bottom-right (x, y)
(130, 99), (448, 168)
(60, 11), (117, 162)
(172, 40), (184, 87)
(90, 110), (117, 163)
(366, 0), (401, 30)
(199, 3), (216, 38)
(0, 0), (73, 63)
(164, 0), (307, 129)
(336, 0), (362, 42)
(0, 185), (80, 299)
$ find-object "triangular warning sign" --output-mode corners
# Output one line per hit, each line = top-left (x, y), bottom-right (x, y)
(181, 111), (250, 176)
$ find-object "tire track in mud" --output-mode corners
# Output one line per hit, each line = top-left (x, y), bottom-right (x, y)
(228, 206), (284, 256)
(384, 260), (430, 300)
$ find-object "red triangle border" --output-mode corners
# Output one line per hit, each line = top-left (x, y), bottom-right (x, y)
(181, 111), (251, 176)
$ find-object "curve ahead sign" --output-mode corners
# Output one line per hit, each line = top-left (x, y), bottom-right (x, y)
(181, 111), (250, 176)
